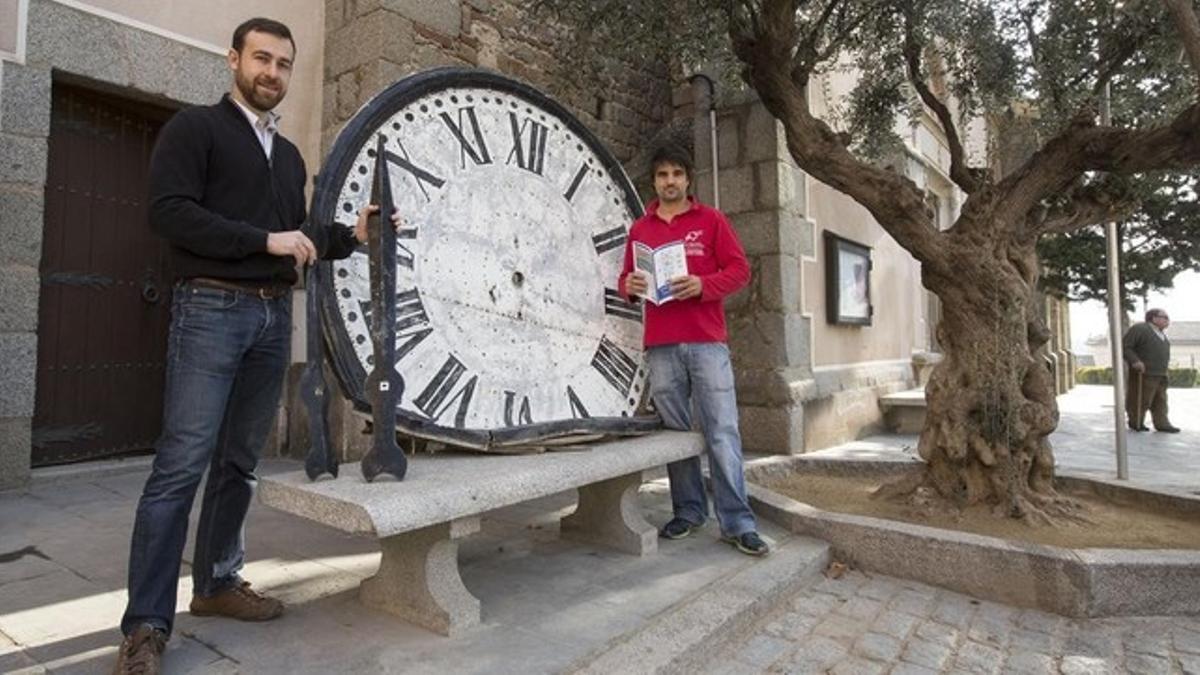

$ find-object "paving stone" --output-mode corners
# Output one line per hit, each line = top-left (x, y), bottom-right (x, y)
(829, 655), (886, 675)
(1000, 650), (1056, 675)
(836, 596), (884, 622)
(951, 640), (1003, 674)
(855, 578), (904, 602)
(1176, 626), (1200, 656)
(1061, 623), (1117, 658)
(810, 573), (866, 600)
(972, 601), (1019, 625)
(740, 634), (793, 668)
(763, 611), (820, 641)
(869, 610), (919, 640)
(1122, 627), (1171, 659)
(789, 591), (842, 616)
(888, 663), (940, 675)
(898, 638), (953, 671)
(1007, 627), (1056, 653)
(966, 617), (1012, 648)
(889, 589), (936, 617)
(1060, 655), (1119, 675)
(812, 613), (866, 645)
(851, 632), (901, 663)
(1178, 652), (1200, 675)
(704, 658), (767, 675)
(1123, 651), (1172, 675)
(1015, 608), (1064, 635)
(912, 621), (960, 647)
(778, 635), (847, 674)
(931, 594), (979, 626)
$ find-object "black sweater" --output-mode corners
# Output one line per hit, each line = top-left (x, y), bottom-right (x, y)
(148, 94), (356, 285)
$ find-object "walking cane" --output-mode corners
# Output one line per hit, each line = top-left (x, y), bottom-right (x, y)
(1135, 369), (1144, 429)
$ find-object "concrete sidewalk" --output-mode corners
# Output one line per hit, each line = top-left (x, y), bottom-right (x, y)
(0, 463), (817, 674)
(809, 384), (1200, 495)
(1, 384), (1196, 674)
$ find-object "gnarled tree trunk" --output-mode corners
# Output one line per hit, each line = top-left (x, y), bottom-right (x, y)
(917, 233), (1063, 519)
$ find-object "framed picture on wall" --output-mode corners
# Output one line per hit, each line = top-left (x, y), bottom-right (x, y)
(824, 232), (873, 326)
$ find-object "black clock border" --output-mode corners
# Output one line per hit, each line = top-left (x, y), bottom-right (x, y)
(311, 66), (649, 447)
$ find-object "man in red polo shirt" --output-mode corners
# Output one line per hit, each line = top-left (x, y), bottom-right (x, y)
(619, 144), (768, 556)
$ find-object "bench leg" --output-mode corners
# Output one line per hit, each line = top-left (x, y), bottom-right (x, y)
(560, 471), (657, 556)
(359, 517), (481, 636)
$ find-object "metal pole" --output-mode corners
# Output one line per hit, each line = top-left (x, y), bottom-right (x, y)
(1101, 82), (1129, 480)
(689, 74), (720, 209)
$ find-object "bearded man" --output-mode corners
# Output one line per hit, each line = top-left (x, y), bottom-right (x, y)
(112, 17), (381, 674)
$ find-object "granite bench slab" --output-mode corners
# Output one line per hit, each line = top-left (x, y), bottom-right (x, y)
(258, 430), (704, 635)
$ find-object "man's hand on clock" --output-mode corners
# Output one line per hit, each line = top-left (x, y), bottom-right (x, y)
(267, 230), (318, 265)
(354, 205), (404, 244)
(670, 275), (703, 300)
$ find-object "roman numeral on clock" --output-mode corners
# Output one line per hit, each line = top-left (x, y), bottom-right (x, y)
(566, 385), (591, 419)
(604, 288), (641, 322)
(384, 142), (445, 201)
(355, 225), (418, 270)
(591, 336), (638, 397)
(591, 226), (626, 254)
(563, 162), (588, 201)
(356, 287), (432, 361)
(413, 354), (478, 428)
(440, 107), (492, 168)
(507, 113), (548, 175)
(503, 391), (533, 426)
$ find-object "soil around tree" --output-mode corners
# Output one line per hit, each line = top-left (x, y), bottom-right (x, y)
(760, 472), (1200, 550)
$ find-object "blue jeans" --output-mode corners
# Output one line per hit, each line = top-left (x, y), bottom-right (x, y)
(646, 342), (757, 537)
(121, 283), (291, 636)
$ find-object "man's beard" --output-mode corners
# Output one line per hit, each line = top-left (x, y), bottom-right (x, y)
(235, 70), (284, 112)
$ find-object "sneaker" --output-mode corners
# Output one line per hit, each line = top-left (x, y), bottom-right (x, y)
(723, 531), (770, 557)
(112, 623), (166, 675)
(659, 517), (699, 540)
(189, 581), (283, 621)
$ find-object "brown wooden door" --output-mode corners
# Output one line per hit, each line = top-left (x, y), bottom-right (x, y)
(33, 84), (177, 466)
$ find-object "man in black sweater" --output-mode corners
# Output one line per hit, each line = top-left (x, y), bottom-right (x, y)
(114, 18), (386, 675)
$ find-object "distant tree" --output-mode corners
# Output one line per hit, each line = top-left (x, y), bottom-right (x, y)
(539, 0), (1200, 522)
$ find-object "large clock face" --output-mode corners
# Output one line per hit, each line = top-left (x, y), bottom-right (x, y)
(315, 68), (647, 435)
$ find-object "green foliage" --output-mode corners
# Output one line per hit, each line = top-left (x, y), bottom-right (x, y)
(1040, 173), (1200, 307)
(1075, 366), (1198, 387)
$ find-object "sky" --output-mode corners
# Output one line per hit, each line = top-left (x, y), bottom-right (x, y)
(1069, 270), (1200, 351)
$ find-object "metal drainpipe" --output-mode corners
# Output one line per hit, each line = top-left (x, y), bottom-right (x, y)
(689, 74), (719, 209)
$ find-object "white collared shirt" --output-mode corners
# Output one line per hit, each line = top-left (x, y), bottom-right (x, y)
(231, 96), (280, 161)
(1152, 324), (1167, 341)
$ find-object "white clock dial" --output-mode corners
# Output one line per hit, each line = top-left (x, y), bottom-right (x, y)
(315, 69), (647, 433)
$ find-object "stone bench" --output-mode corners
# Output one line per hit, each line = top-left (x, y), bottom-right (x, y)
(257, 430), (703, 636)
(879, 388), (926, 433)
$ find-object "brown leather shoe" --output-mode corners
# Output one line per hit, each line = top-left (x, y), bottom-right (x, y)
(112, 624), (166, 675)
(189, 581), (283, 621)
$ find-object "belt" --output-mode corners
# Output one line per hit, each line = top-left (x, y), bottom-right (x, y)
(187, 277), (292, 299)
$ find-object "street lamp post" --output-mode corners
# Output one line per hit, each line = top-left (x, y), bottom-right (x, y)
(1101, 82), (1130, 481)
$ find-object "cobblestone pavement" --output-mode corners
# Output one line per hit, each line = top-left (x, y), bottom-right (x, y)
(710, 569), (1200, 675)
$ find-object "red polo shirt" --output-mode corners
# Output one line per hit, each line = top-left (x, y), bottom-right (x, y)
(619, 197), (750, 347)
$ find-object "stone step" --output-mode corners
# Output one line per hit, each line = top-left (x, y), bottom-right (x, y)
(879, 388), (926, 433)
(568, 534), (831, 674)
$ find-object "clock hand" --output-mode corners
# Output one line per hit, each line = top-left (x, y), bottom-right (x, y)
(361, 134), (409, 482)
(302, 260), (338, 480)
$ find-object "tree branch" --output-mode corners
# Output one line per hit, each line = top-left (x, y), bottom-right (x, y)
(1036, 192), (1137, 236)
(728, 0), (947, 270)
(995, 101), (1200, 228)
(1163, 0), (1200, 89)
(902, 12), (979, 194)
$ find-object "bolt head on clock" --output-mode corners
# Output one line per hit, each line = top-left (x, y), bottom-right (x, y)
(315, 68), (648, 438)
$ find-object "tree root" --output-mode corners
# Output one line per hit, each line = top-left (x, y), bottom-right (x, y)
(871, 468), (1094, 527)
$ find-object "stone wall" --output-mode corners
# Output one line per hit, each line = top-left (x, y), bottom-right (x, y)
(686, 90), (816, 455)
(321, 0), (671, 169)
(0, 0), (227, 489)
